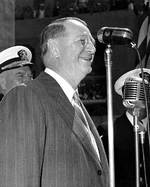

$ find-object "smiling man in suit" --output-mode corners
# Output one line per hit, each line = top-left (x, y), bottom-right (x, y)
(0, 17), (109, 187)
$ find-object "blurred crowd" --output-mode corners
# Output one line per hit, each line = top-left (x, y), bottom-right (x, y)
(15, 0), (149, 20)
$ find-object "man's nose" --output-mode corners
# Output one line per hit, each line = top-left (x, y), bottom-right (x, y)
(86, 40), (96, 53)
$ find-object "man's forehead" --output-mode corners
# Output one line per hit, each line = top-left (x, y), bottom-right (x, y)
(0, 66), (31, 77)
(8, 65), (31, 74)
(16, 66), (31, 72)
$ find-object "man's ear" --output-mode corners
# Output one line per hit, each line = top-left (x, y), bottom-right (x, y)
(47, 39), (60, 58)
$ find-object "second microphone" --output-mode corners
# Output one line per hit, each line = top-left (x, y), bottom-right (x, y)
(97, 27), (133, 45)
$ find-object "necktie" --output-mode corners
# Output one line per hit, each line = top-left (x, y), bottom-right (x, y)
(73, 92), (100, 160)
(73, 92), (89, 128)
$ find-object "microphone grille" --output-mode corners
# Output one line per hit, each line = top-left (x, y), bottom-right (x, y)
(123, 80), (150, 108)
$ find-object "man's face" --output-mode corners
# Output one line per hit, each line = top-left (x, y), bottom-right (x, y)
(1, 66), (33, 94)
(57, 20), (96, 81)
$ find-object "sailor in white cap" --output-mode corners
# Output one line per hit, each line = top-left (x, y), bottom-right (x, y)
(0, 45), (33, 97)
(113, 68), (150, 186)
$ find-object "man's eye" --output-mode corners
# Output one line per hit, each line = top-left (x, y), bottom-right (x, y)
(80, 39), (87, 46)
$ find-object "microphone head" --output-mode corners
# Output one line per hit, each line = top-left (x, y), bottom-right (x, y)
(123, 77), (150, 108)
(114, 68), (150, 97)
(97, 27), (133, 45)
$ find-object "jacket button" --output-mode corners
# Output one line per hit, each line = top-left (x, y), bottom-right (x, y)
(97, 170), (102, 175)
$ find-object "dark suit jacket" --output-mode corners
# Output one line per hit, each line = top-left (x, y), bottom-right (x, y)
(0, 72), (109, 187)
(114, 112), (150, 187)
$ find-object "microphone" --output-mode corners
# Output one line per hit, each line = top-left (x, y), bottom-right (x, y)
(123, 77), (150, 108)
(123, 77), (149, 144)
(97, 27), (133, 45)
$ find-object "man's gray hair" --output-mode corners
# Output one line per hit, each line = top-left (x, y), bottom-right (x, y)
(40, 17), (87, 57)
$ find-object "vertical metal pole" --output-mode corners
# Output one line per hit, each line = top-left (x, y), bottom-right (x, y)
(104, 45), (115, 187)
(133, 109), (140, 187)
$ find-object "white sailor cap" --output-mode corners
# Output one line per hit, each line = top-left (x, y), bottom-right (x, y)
(114, 68), (150, 96)
(0, 45), (32, 73)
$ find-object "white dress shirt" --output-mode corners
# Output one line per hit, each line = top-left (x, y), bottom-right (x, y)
(45, 68), (74, 104)
(126, 111), (147, 130)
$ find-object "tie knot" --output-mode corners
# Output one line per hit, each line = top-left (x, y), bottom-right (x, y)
(73, 91), (81, 106)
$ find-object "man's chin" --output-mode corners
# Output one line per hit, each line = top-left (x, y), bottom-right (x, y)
(82, 67), (92, 77)
(87, 66), (92, 74)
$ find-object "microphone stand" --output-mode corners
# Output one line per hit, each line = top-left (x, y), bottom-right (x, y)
(133, 107), (140, 187)
(133, 106), (148, 187)
(104, 44), (115, 187)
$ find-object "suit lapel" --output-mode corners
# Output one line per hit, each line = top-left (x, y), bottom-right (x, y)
(56, 91), (102, 170)
(80, 102), (109, 166)
(55, 89), (102, 170)
(72, 112), (102, 170)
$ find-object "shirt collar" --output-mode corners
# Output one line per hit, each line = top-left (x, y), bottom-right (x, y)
(45, 68), (75, 105)
(126, 111), (134, 125)
(126, 110), (147, 128)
